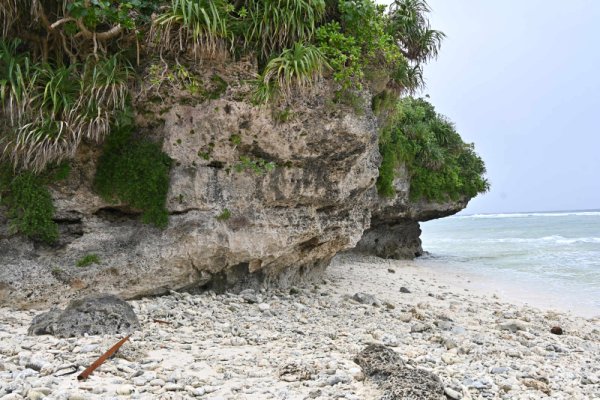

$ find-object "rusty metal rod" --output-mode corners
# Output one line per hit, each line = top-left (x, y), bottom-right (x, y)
(77, 335), (130, 381)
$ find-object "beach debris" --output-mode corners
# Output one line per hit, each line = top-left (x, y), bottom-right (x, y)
(352, 292), (380, 306)
(152, 319), (171, 325)
(28, 294), (140, 337)
(550, 326), (564, 335)
(77, 335), (131, 381)
(354, 344), (445, 399)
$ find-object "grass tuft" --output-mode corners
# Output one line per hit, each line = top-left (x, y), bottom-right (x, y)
(76, 254), (101, 267)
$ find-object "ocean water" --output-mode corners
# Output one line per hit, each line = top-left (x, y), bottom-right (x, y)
(418, 210), (600, 317)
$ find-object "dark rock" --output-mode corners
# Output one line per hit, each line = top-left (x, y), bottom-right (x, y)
(354, 344), (404, 375)
(28, 294), (139, 337)
(387, 268), (395, 273)
(399, 287), (411, 294)
(354, 344), (445, 400)
(352, 292), (380, 306)
(550, 326), (563, 335)
(354, 195), (469, 260)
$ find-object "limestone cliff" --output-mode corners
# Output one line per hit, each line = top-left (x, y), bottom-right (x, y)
(354, 164), (468, 259)
(0, 61), (468, 308)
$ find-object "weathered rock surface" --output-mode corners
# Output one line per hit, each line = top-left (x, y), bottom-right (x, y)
(0, 61), (380, 308)
(28, 294), (139, 337)
(355, 344), (445, 400)
(354, 164), (468, 259)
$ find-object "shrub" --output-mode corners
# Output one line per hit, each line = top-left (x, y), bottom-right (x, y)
(151, 0), (233, 58)
(94, 111), (172, 228)
(378, 97), (489, 201)
(0, 41), (130, 172)
(316, 21), (362, 89)
(257, 42), (329, 101)
(240, 0), (326, 63)
(0, 168), (59, 244)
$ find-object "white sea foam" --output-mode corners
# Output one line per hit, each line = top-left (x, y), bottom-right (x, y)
(453, 211), (600, 219)
(432, 235), (600, 245)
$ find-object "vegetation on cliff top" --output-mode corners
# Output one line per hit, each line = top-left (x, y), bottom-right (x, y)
(377, 97), (489, 201)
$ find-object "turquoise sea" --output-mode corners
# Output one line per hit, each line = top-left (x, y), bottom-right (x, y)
(418, 210), (600, 317)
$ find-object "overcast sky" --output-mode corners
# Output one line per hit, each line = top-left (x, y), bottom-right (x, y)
(381, 0), (600, 214)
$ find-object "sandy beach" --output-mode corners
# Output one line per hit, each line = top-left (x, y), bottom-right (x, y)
(1, 254), (599, 399)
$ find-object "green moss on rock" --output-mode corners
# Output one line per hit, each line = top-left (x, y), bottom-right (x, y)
(94, 112), (172, 228)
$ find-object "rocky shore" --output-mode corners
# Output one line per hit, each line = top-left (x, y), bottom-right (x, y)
(1, 254), (599, 399)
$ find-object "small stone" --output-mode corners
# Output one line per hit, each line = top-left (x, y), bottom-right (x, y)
(258, 303), (270, 312)
(491, 367), (511, 374)
(80, 344), (98, 353)
(348, 367), (364, 381)
(441, 352), (460, 365)
(116, 385), (134, 395)
(410, 323), (430, 333)
(387, 268), (395, 273)
(239, 289), (259, 304)
(399, 287), (411, 294)
(444, 387), (462, 399)
(397, 312), (412, 323)
(352, 292), (380, 306)
(435, 320), (453, 331)
(381, 333), (399, 347)
(164, 383), (184, 391)
(498, 319), (528, 332)
(230, 337), (248, 346)
(133, 376), (148, 386)
(26, 391), (45, 400)
(443, 338), (458, 350)
(522, 378), (551, 395)
(327, 371), (351, 386)
(550, 326), (563, 335)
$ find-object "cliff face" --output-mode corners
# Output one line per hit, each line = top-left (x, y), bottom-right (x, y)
(354, 164), (468, 259)
(0, 62), (467, 308)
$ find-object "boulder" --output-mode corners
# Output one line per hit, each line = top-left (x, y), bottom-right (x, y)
(354, 344), (445, 400)
(28, 294), (139, 337)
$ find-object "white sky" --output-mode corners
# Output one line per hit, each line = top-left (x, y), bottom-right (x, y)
(379, 0), (600, 214)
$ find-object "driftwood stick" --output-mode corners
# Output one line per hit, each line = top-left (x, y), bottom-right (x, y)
(77, 335), (130, 381)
